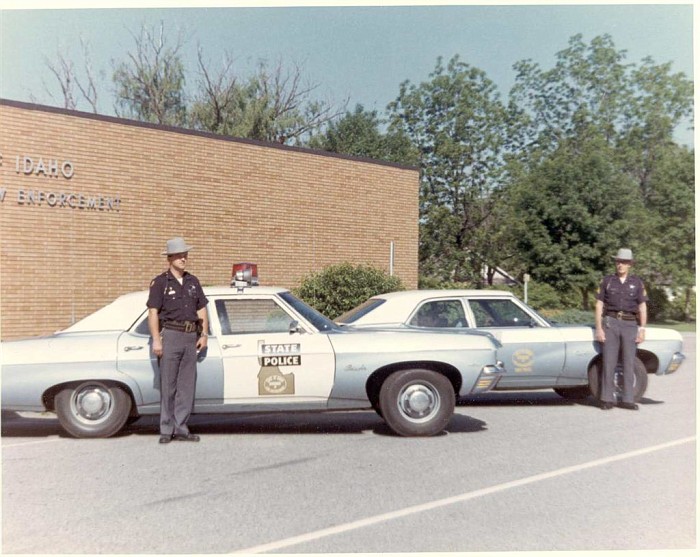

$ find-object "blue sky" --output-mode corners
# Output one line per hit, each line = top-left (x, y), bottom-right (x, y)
(0, 2), (695, 145)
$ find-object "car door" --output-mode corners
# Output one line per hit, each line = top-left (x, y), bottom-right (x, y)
(212, 295), (336, 406)
(466, 297), (566, 388)
(117, 308), (224, 409)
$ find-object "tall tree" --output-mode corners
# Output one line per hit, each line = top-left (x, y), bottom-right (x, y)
(509, 34), (694, 303)
(189, 55), (345, 145)
(389, 55), (524, 284)
(308, 104), (417, 164)
(631, 144), (695, 319)
(509, 138), (641, 308)
(112, 22), (187, 126)
(511, 34), (632, 151)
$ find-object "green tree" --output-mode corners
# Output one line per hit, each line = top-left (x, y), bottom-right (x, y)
(511, 34), (632, 151)
(389, 55), (525, 284)
(509, 34), (694, 304)
(509, 138), (641, 308)
(112, 22), (187, 126)
(308, 104), (418, 164)
(631, 144), (695, 320)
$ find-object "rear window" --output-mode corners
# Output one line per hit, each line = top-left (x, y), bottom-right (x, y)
(336, 298), (386, 324)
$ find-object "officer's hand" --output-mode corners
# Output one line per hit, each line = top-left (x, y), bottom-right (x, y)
(595, 328), (605, 343)
(152, 338), (163, 358)
(636, 328), (646, 344)
(196, 335), (208, 352)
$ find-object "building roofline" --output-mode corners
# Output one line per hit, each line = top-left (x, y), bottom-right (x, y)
(0, 98), (419, 172)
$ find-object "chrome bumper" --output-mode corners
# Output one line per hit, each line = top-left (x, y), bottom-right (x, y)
(662, 352), (685, 375)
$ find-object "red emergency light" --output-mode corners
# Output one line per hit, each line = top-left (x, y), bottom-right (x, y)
(231, 262), (259, 287)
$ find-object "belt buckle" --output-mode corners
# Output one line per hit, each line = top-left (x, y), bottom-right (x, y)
(184, 321), (195, 333)
(616, 311), (624, 320)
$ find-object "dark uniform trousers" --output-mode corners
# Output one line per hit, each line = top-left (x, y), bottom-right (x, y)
(601, 317), (638, 404)
(160, 328), (198, 436)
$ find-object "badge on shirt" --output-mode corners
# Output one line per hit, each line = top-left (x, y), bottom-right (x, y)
(167, 288), (176, 296)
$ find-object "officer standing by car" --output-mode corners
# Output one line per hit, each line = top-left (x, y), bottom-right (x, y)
(594, 248), (648, 410)
(148, 237), (208, 443)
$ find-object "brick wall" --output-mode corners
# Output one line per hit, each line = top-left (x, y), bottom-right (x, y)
(0, 101), (419, 340)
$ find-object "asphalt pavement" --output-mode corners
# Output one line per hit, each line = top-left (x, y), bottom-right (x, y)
(2, 333), (696, 554)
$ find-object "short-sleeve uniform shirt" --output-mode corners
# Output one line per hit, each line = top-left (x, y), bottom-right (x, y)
(595, 275), (647, 314)
(147, 271), (208, 322)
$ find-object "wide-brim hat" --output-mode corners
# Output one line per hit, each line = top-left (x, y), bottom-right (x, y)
(613, 248), (634, 261)
(162, 237), (194, 255)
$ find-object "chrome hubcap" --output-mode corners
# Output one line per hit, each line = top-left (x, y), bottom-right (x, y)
(72, 385), (112, 422)
(398, 383), (439, 422)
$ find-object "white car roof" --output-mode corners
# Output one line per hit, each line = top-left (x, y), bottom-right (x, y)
(374, 289), (516, 301)
(343, 289), (518, 326)
(63, 285), (289, 333)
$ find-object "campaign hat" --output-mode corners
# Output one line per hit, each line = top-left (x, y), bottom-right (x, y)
(613, 248), (634, 261)
(162, 237), (193, 255)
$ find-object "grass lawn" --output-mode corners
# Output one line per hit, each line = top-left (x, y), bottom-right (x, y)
(649, 320), (696, 333)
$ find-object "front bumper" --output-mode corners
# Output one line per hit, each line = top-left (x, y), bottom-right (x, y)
(662, 352), (685, 375)
(470, 361), (506, 394)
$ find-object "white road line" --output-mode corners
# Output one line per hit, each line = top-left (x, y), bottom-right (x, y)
(233, 435), (696, 554)
(1, 438), (64, 448)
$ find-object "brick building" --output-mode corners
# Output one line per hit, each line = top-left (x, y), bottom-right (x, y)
(0, 100), (419, 340)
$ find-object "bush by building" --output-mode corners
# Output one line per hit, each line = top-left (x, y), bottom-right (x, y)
(294, 263), (404, 319)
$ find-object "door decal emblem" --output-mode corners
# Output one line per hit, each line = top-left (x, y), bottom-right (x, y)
(258, 366), (295, 395)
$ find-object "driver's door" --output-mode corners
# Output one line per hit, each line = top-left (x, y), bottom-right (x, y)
(213, 296), (335, 405)
(467, 297), (566, 388)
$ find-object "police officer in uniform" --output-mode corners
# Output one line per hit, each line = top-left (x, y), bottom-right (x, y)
(594, 248), (648, 410)
(147, 237), (209, 443)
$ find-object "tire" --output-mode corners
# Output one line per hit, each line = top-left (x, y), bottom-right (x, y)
(588, 357), (648, 402)
(379, 369), (455, 437)
(553, 386), (591, 400)
(55, 381), (132, 438)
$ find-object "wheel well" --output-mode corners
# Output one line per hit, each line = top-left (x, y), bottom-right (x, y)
(366, 361), (462, 409)
(636, 350), (659, 374)
(588, 351), (658, 375)
(42, 380), (137, 414)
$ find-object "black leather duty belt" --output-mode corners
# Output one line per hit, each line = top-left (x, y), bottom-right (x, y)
(606, 311), (637, 321)
(162, 320), (198, 333)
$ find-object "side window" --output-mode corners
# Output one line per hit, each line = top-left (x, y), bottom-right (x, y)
(469, 299), (532, 327)
(133, 315), (151, 335)
(409, 300), (468, 328)
(216, 299), (294, 335)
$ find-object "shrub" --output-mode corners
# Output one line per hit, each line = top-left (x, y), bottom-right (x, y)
(294, 262), (404, 319)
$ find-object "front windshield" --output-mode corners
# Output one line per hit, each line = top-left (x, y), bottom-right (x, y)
(336, 298), (386, 324)
(279, 292), (339, 332)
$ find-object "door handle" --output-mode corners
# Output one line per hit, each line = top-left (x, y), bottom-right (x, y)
(222, 344), (241, 350)
(124, 345), (144, 352)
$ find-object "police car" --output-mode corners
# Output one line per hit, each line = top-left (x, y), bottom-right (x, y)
(1, 265), (505, 438)
(336, 290), (686, 402)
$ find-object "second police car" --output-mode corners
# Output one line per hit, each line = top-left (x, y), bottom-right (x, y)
(1, 265), (506, 438)
(336, 289), (686, 401)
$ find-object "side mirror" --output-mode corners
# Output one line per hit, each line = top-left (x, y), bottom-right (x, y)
(289, 320), (303, 335)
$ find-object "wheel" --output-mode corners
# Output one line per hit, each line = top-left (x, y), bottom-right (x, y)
(55, 381), (132, 438)
(379, 369), (455, 437)
(553, 386), (591, 400)
(588, 357), (648, 402)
